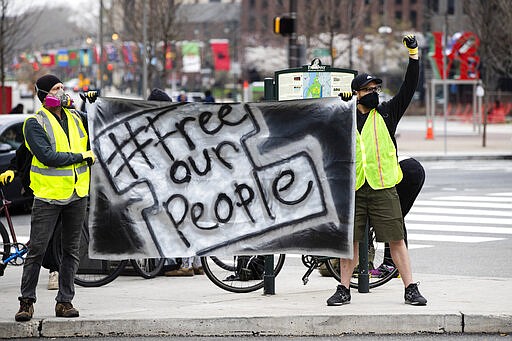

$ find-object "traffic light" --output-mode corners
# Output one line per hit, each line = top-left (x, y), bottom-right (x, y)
(273, 16), (295, 36)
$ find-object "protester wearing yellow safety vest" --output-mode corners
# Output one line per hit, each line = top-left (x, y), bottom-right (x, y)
(15, 74), (96, 322)
(327, 35), (427, 307)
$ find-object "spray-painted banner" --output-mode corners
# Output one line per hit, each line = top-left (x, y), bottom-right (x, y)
(88, 98), (355, 259)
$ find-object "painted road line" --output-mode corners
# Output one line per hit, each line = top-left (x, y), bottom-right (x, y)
(406, 214), (511, 226)
(407, 234), (504, 243)
(405, 223), (512, 235)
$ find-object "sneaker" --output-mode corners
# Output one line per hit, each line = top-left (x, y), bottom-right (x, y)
(164, 267), (194, 277)
(326, 285), (351, 306)
(47, 271), (59, 290)
(369, 264), (395, 278)
(15, 298), (34, 322)
(55, 302), (79, 318)
(193, 266), (204, 275)
(404, 283), (427, 306)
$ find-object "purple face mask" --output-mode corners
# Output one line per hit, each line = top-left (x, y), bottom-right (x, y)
(44, 95), (61, 107)
(43, 89), (73, 108)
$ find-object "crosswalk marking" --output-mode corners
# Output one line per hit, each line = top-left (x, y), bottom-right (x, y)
(407, 223), (512, 235)
(406, 214), (511, 225)
(405, 193), (511, 248)
(431, 195), (512, 203)
(410, 206), (512, 217)
(490, 192), (512, 197)
(407, 233), (504, 243)
(414, 200), (512, 210)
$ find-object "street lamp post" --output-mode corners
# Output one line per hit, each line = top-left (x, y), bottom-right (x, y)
(378, 26), (392, 87)
(142, 1), (148, 98)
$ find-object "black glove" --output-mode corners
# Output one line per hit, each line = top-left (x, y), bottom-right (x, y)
(402, 34), (418, 55)
(338, 91), (353, 102)
(80, 90), (100, 104)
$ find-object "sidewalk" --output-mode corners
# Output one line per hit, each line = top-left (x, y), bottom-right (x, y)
(397, 116), (512, 160)
(1, 116), (511, 339)
(1, 262), (511, 338)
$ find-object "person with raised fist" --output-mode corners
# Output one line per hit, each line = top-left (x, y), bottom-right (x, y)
(329, 35), (427, 307)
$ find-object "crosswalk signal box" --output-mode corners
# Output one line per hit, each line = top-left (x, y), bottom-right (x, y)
(273, 16), (295, 36)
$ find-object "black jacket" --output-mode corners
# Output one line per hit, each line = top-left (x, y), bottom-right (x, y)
(23, 108), (88, 168)
(356, 58), (419, 150)
(9, 108), (89, 196)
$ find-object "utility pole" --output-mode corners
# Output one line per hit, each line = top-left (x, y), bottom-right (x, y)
(142, 1), (148, 98)
(288, 0), (299, 68)
(98, 0), (104, 90)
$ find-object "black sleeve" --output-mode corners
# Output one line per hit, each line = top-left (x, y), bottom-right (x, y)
(23, 117), (83, 167)
(385, 58), (419, 125)
(7, 152), (17, 172)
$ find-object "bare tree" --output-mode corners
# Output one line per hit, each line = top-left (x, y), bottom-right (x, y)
(297, 0), (367, 68)
(463, 0), (512, 90)
(108, 0), (182, 91)
(0, 0), (32, 112)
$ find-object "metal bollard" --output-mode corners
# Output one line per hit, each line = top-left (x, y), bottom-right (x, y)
(262, 78), (276, 295)
(263, 255), (275, 295)
(358, 219), (370, 293)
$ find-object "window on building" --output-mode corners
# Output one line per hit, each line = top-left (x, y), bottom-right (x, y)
(262, 0), (268, 9)
(334, 18), (341, 30)
(448, 0), (455, 15)
(410, 10), (417, 28)
(262, 15), (268, 31)
(319, 14), (325, 27)
(432, 0), (439, 13)
(395, 10), (402, 21)
(395, 0), (402, 4)
(249, 0), (255, 9)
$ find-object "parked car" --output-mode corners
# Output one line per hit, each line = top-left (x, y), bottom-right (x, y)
(18, 84), (34, 99)
(0, 114), (33, 210)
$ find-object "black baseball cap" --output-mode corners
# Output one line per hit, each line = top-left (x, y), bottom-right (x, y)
(351, 73), (382, 91)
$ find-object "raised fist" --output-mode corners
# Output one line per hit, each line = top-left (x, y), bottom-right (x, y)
(402, 34), (418, 55)
(80, 90), (100, 104)
(338, 91), (353, 102)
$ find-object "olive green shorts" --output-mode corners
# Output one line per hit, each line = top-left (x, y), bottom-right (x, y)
(353, 183), (404, 242)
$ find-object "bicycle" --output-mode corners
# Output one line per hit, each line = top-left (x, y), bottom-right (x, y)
(0, 188), (29, 276)
(200, 225), (398, 293)
(51, 216), (166, 286)
(0, 185), (129, 287)
(0, 186), (141, 287)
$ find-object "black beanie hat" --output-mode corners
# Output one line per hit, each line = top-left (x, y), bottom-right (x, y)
(35, 74), (62, 103)
(147, 88), (172, 102)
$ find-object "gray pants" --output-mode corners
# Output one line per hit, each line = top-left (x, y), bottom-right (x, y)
(20, 197), (87, 303)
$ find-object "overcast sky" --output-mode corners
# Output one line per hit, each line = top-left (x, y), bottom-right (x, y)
(11, 0), (93, 12)
(9, 0), (99, 30)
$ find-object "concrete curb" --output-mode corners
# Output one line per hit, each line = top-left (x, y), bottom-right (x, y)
(414, 154), (512, 162)
(2, 314), (511, 338)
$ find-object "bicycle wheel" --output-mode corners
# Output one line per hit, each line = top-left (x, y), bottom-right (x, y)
(0, 222), (10, 273)
(130, 258), (165, 279)
(323, 257), (341, 282)
(325, 227), (399, 289)
(201, 254), (286, 293)
(53, 220), (128, 287)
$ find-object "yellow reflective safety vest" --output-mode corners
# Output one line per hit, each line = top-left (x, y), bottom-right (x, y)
(355, 109), (403, 190)
(24, 107), (90, 200)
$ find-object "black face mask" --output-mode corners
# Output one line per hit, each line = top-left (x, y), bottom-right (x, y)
(357, 92), (379, 110)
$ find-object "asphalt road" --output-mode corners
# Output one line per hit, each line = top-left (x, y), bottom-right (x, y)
(406, 159), (512, 278)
